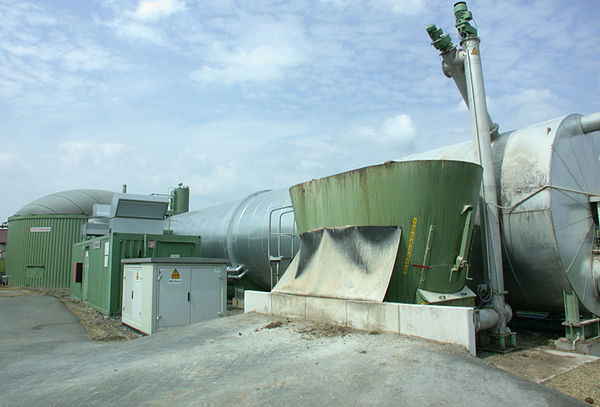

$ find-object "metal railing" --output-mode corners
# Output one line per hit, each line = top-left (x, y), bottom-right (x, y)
(267, 205), (297, 290)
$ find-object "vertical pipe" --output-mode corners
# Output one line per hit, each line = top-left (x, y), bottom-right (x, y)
(455, 1), (510, 338)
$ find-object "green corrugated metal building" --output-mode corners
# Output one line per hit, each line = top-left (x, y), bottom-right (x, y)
(6, 189), (115, 287)
(71, 232), (202, 316)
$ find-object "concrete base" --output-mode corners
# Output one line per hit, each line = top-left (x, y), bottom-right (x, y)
(555, 337), (600, 356)
(245, 291), (476, 355)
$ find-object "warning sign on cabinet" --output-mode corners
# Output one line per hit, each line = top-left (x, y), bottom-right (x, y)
(169, 269), (182, 284)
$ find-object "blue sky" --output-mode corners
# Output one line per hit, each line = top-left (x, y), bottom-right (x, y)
(1, 0), (599, 221)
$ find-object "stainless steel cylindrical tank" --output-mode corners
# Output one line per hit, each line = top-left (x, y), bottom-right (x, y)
(165, 189), (298, 289)
(406, 114), (600, 314)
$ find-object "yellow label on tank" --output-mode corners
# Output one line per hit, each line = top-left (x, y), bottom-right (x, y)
(403, 217), (418, 274)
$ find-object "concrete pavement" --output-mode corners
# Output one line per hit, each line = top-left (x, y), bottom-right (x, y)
(0, 294), (89, 368)
(0, 295), (584, 406)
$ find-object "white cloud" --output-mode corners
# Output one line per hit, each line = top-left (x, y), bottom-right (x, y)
(0, 152), (16, 165)
(133, 0), (184, 21)
(495, 88), (561, 129)
(191, 44), (305, 86)
(1, 0), (598, 222)
(320, 0), (425, 14)
(104, 0), (186, 45)
(370, 0), (425, 14)
(189, 16), (311, 87)
(113, 21), (169, 45)
(452, 100), (469, 113)
(188, 163), (240, 196)
(380, 114), (416, 145)
(349, 114), (417, 151)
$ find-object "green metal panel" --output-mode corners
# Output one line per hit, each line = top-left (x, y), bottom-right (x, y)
(289, 160), (482, 304)
(72, 232), (202, 315)
(6, 215), (87, 288)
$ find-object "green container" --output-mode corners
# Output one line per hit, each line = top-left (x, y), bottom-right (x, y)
(6, 215), (87, 287)
(71, 232), (202, 315)
(289, 160), (482, 304)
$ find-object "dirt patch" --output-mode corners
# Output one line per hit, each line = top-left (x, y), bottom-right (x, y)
(0, 288), (40, 297)
(295, 322), (350, 339)
(486, 348), (598, 383)
(255, 319), (290, 332)
(61, 298), (141, 342)
(264, 320), (285, 329)
(0, 286), (69, 298)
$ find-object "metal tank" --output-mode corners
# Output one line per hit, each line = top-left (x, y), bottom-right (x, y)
(405, 113), (600, 315)
(165, 189), (298, 290)
(172, 185), (190, 215)
(288, 160), (483, 304)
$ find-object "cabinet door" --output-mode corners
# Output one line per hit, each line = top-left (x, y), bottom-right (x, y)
(158, 266), (191, 329)
(190, 267), (223, 324)
(122, 266), (142, 326)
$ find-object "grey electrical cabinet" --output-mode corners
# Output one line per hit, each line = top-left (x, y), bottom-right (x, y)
(121, 257), (229, 334)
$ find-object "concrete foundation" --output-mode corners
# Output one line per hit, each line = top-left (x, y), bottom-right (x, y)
(555, 337), (600, 356)
(245, 291), (477, 354)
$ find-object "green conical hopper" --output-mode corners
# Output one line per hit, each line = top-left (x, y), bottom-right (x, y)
(289, 160), (483, 304)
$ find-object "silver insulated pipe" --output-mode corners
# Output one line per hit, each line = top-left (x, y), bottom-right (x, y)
(165, 189), (298, 290)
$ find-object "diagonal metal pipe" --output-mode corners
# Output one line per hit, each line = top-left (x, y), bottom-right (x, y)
(427, 1), (513, 343)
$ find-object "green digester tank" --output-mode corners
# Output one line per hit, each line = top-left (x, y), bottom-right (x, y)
(288, 160), (482, 305)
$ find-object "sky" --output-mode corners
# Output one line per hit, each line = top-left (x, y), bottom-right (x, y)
(1, 0), (599, 221)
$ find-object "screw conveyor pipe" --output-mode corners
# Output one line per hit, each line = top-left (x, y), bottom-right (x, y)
(427, 2), (512, 340)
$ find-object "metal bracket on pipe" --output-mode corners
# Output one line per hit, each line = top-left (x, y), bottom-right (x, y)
(227, 265), (248, 280)
(449, 205), (474, 282)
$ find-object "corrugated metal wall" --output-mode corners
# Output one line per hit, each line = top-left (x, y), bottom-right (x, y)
(6, 215), (87, 287)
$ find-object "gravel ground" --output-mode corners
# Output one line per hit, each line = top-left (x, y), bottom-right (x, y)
(481, 330), (600, 404)
(60, 298), (142, 342)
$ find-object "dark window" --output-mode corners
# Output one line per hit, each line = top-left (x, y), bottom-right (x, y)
(74, 263), (83, 283)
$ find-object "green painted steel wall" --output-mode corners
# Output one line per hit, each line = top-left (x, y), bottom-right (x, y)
(6, 215), (87, 287)
(71, 232), (202, 315)
(289, 160), (482, 304)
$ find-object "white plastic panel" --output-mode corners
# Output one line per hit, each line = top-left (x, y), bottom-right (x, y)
(122, 265), (144, 329)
